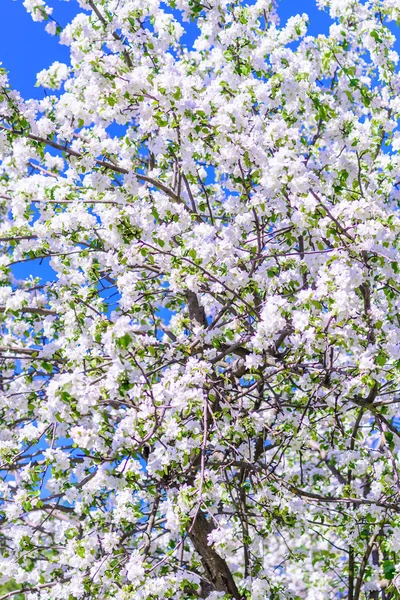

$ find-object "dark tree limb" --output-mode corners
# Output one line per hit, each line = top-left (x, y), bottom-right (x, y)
(187, 510), (242, 600)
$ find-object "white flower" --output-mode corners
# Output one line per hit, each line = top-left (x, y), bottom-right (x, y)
(125, 552), (145, 582)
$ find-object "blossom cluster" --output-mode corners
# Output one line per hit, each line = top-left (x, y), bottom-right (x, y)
(1, 0), (400, 598)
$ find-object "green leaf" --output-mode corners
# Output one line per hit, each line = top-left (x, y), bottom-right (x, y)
(116, 333), (132, 350)
(383, 560), (396, 581)
(385, 431), (395, 452)
(370, 30), (383, 44)
(376, 352), (386, 366)
(360, 87), (371, 107)
(322, 52), (332, 71)
(172, 87), (182, 101)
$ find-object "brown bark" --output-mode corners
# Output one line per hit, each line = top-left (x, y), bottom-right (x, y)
(187, 511), (242, 600)
(186, 291), (207, 327)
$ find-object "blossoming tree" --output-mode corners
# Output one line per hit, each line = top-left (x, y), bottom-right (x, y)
(2, 0), (400, 597)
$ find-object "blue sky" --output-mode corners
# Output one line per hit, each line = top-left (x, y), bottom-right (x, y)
(0, 0), (332, 98)
(0, 0), (78, 96)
